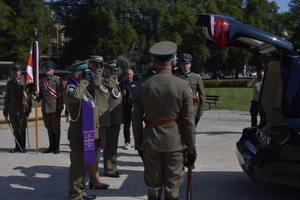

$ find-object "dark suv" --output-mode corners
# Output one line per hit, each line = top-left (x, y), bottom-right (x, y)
(195, 14), (300, 188)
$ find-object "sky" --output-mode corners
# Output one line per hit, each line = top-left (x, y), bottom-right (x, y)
(269, 0), (289, 12)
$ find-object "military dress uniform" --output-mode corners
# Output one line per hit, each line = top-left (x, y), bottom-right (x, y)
(176, 53), (205, 126)
(132, 41), (196, 200)
(3, 65), (32, 153)
(65, 61), (97, 200)
(37, 62), (64, 154)
(103, 61), (124, 178)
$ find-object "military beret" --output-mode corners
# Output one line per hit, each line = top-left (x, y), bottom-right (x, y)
(149, 41), (177, 62)
(44, 61), (57, 69)
(179, 53), (193, 63)
(89, 55), (104, 63)
(11, 64), (22, 71)
(69, 60), (88, 72)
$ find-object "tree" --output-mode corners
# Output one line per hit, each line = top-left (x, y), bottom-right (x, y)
(0, 0), (53, 67)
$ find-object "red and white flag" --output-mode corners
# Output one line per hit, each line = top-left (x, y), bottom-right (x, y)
(24, 41), (39, 97)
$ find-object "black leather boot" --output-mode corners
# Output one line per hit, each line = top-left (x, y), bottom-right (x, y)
(53, 129), (61, 154)
(42, 130), (54, 153)
(20, 131), (26, 153)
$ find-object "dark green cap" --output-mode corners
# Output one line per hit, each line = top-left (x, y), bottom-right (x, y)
(89, 55), (104, 63)
(69, 60), (88, 72)
(104, 60), (117, 69)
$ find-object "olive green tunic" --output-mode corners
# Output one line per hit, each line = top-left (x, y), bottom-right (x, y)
(132, 69), (196, 198)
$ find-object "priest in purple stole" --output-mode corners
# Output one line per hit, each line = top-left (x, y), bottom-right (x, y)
(65, 61), (97, 200)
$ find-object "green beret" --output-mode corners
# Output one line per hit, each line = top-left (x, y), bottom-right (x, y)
(89, 55), (104, 63)
(69, 61), (88, 72)
(149, 41), (177, 62)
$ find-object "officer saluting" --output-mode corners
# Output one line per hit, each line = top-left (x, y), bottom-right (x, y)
(65, 61), (97, 200)
(36, 61), (64, 154)
(132, 41), (197, 200)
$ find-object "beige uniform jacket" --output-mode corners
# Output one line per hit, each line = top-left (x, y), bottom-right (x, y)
(38, 75), (64, 113)
(4, 76), (32, 115)
(181, 72), (205, 116)
(65, 79), (90, 141)
(88, 68), (115, 127)
(107, 77), (123, 125)
(132, 69), (196, 154)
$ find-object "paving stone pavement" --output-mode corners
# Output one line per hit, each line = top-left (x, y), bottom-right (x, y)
(1, 109), (299, 200)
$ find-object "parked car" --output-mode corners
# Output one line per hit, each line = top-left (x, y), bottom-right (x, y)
(195, 14), (300, 188)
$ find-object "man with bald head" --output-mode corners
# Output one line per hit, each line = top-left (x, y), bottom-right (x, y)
(120, 68), (137, 150)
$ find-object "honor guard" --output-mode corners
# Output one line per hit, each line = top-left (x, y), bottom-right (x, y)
(103, 60), (124, 178)
(86, 55), (110, 189)
(132, 41), (197, 200)
(66, 61), (97, 200)
(36, 61), (64, 154)
(176, 53), (205, 126)
(3, 65), (32, 153)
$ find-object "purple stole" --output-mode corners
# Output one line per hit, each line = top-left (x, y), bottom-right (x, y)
(66, 78), (97, 164)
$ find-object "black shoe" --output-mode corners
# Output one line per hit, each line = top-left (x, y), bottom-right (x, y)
(88, 181), (109, 189)
(79, 194), (97, 200)
(105, 172), (120, 178)
(53, 150), (60, 154)
(10, 149), (19, 153)
(42, 148), (54, 153)
(116, 170), (124, 175)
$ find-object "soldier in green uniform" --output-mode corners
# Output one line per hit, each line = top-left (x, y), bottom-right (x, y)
(176, 53), (205, 126)
(132, 41), (197, 200)
(36, 61), (64, 154)
(103, 60), (124, 178)
(65, 61), (97, 200)
(3, 65), (32, 153)
(86, 55), (110, 189)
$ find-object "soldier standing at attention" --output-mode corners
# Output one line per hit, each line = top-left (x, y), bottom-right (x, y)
(103, 60), (124, 178)
(65, 61), (97, 200)
(132, 41), (197, 200)
(3, 64), (32, 153)
(36, 61), (64, 154)
(176, 53), (205, 126)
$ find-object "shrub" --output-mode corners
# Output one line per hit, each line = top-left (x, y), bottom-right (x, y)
(203, 79), (249, 88)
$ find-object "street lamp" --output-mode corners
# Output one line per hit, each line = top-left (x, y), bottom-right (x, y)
(267, 9), (275, 33)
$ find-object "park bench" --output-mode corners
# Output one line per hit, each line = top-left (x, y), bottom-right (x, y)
(205, 95), (219, 109)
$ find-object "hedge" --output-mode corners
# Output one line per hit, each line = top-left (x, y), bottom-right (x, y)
(203, 78), (250, 88)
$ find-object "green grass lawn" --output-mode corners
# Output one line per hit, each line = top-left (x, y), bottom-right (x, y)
(204, 87), (252, 112)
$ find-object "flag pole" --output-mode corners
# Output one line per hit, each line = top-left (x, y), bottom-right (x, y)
(33, 28), (39, 154)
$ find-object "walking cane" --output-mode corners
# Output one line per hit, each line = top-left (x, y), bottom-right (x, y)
(186, 166), (192, 200)
(5, 116), (24, 153)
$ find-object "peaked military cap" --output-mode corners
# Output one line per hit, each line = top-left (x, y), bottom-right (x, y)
(149, 41), (177, 62)
(11, 64), (22, 71)
(104, 59), (117, 69)
(44, 61), (57, 69)
(89, 55), (104, 63)
(179, 53), (193, 63)
(69, 60), (88, 72)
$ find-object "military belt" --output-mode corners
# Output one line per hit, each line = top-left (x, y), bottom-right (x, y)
(145, 119), (182, 125)
(43, 95), (56, 100)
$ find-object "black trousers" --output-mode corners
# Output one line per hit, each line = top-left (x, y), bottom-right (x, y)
(250, 101), (261, 127)
(123, 106), (132, 144)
